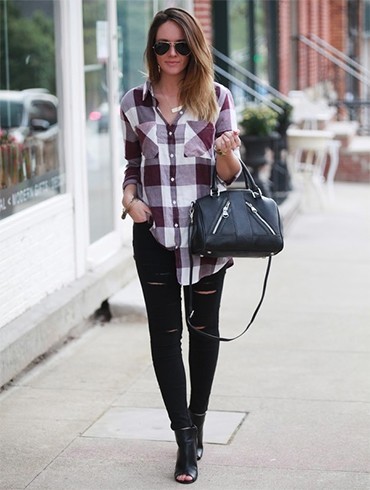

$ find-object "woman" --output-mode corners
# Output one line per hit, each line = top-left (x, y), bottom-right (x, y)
(120, 7), (241, 484)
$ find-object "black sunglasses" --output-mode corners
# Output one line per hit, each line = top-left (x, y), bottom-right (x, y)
(153, 41), (191, 56)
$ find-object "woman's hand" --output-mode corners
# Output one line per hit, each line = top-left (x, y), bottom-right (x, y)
(127, 199), (152, 223)
(122, 184), (152, 223)
(214, 130), (241, 156)
(214, 130), (241, 182)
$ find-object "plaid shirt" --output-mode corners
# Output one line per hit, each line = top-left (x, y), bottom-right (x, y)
(121, 80), (239, 285)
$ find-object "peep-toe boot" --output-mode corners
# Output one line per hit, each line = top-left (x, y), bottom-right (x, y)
(174, 426), (198, 484)
(189, 411), (206, 460)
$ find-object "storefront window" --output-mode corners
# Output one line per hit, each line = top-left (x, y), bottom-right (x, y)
(82, 0), (193, 243)
(0, 0), (63, 220)
(228, 0), (269, 104)
(83, 0), (114, 243)
(117, 0), (193, 95)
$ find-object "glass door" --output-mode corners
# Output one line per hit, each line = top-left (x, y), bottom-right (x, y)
(83, 0), (114, 244)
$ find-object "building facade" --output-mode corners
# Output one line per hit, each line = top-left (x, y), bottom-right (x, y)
(0, 0), (368, 387)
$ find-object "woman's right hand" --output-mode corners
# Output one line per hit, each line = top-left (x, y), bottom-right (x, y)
(128, 199), (152, 223)
(122, 184), (152, 223)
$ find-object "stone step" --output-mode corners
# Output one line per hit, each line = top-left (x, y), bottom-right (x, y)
(336, 136), (370, 182)
(326, 120), (359, 147)
(344, 135), (370, 155)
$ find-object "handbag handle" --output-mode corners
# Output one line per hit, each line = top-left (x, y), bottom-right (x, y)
(186, 246), (272, 341)
(211, 157), (262, 197)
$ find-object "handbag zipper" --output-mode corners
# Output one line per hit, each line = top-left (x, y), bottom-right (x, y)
(212, 201), (231, 234)
(245, 201), (276, 235)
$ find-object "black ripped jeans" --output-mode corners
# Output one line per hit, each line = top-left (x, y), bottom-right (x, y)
(133, 222), (226, 431)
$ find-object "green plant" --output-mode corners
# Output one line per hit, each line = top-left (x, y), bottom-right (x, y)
(239, 104), (278, 136)
(271, 98), (293, 128)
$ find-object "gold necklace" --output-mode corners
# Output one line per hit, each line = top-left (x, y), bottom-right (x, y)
(171, 104), (183, 114)
(157, 90), (183, 114)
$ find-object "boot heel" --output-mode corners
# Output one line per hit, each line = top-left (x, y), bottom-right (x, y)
(190, 411), (206, 460)
(174, 426), (198, 484)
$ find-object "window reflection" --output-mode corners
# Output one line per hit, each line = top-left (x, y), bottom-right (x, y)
(83, 0), (114, 243)
(0, 0), (63, 219)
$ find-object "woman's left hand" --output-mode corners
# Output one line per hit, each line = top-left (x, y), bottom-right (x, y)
(214, 130), (241, 156)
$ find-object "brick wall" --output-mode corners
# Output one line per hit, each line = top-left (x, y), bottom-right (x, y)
(318, 0), (331, 84)
(297, 0), (309, 89)
(278, 0), (291, 95)
(294, 0), (325, 89)
(329, 0), (347, 101)
(194, 0), (213, 44)
(281, 0), (339, 93)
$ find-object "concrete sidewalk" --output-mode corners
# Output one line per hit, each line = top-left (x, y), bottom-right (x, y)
(1, 182), (370, 490)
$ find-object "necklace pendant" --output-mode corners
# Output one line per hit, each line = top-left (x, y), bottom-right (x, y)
(171, 105), (183, 113)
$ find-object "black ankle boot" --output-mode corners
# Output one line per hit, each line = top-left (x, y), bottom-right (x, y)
(174, 426), (198, 484)
(190, 411), (206, 460)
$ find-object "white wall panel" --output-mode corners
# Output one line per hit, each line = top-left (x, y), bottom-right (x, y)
(0, 196), (75, 329)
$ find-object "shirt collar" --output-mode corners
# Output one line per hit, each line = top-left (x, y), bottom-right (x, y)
(142, 80), (155, 102)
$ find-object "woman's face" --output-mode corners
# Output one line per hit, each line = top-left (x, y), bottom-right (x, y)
(154, 20), (190, 79)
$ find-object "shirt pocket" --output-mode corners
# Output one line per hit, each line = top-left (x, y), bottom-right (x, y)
(184, 121), (215, 159)
(136, 121), (159, 159)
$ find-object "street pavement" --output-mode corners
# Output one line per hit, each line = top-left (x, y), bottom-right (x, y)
(0, 182), (370, 489)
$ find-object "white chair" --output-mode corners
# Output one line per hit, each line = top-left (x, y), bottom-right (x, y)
(288, 91), (337, 129)
(287, 128), (339, 208)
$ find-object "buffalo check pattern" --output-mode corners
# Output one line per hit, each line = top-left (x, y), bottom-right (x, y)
(121, 80), (239, 285)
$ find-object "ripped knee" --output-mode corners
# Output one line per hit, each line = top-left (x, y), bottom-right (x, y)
(194, 289), (217, 295)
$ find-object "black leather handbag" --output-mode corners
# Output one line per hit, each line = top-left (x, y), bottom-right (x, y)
(189, 159), (284, 258)
(187, 159), (284, 342)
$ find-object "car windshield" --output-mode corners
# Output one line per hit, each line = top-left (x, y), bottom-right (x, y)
(0, 100), (23, 129)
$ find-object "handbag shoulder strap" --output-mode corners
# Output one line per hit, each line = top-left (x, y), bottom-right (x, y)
(186, 242), (272, 342)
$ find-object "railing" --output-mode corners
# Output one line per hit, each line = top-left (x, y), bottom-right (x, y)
(298, 34), (370, 134)
(212, 48), (287, 115)
(308, 33), (370, 82)
(212, 50), (292, 203)
(213, 64), (284, 115)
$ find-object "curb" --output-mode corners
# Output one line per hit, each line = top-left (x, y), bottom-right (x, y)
(0, 248), (136, 388)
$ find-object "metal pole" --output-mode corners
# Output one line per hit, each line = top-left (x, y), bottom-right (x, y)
(247, 0), (256, 96)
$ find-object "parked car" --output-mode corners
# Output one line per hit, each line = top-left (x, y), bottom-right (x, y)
(0, 89), (59, 185)
(89, 102), (109, 133)
(88, 101), (122, 133)
(0, 89), (58, 143)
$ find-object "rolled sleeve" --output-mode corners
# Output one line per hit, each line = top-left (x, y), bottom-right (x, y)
(215, 84), (239, 136)
(121, 105), (141, 189)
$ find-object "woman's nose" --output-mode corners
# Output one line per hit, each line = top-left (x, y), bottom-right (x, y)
(168, 44), (177, 55)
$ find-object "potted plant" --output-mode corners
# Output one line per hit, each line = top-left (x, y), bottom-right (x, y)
(239, 104), (278, 168)
(271, 98), (293, 149)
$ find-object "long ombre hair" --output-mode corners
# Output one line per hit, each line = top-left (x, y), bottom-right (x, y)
(145, 8), (219, 122)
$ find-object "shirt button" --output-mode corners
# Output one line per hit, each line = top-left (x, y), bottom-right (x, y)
(169, 131), (173, 136)
(170, 153), (174, 158)
(179, 111), (184, 115)
(174, 223), (179, 228)
(172, 200), (176, 205)
(170, 177), (175, 182)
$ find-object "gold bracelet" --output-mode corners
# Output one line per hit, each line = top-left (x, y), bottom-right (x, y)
(121, 196), (139, 220)
(214, 145), (229, 156)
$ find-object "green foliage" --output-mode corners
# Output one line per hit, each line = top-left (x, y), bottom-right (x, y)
(0, 2), (56, 92)
(83, 0), (106, 65)
(239, 104), (278, 136)
(271, 98), (293, 127)
(117, 0), (151, 92)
